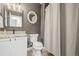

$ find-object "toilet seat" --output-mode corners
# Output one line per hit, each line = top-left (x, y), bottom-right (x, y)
(32, 41), (43, 56)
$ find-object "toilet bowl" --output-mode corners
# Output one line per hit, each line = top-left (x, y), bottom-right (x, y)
(33, 42), (43, 56)
(30, 34), (43, 56)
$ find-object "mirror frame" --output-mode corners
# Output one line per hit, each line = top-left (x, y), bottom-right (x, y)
(4, 9), (24, 31)
(27, 11), (37, 24)
(0, 14), (4, 28)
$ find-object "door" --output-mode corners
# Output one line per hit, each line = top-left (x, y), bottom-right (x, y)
(0, 38), (11, 56)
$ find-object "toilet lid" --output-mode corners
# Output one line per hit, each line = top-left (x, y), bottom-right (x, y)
(33, 42), (43, 50)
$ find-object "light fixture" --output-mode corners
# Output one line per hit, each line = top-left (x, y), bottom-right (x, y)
(6, 3), (11, 10)
(6, 3), (22, 12)
(13, 4), (16, 11)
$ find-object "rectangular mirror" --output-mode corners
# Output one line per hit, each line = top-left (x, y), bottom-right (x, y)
(9, 13), (22, 27)
(5, 10), (23, 28)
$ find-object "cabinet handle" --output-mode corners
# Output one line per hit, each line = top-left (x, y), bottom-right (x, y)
(10, 39), (11, 42)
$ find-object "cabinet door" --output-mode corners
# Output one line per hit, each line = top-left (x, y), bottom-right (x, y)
(0, 38), (11, 56)
(12, 37), (27, 56)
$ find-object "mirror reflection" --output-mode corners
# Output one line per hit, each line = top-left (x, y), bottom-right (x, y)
(9, 13), (22, 27)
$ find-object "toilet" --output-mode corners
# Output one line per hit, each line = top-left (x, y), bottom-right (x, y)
(30, 34), (43, 56)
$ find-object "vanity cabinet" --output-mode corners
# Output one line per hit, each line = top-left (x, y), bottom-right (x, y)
(0, 38), (11, 56)
(11, 37), (27, 56)
(0, 36), (27, 56)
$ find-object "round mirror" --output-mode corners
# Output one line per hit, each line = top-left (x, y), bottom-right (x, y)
(27, 11), (37, 24)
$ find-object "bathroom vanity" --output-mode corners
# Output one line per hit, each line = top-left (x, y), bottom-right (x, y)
(0, 34), (27, 56)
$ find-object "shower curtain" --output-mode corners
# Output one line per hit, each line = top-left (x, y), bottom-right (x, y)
(44, 3), (60, 56)
(44, 3), (79, 56)
(65, 4), (78, 56)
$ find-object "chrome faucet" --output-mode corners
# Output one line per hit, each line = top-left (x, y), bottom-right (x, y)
(13, 29), (15, 34)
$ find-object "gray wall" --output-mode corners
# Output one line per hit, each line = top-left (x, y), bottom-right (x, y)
(60, 3), (66, 56)
(40, 4), (45, 45)
(40, 3), (49, 45)
(75, 4), (79, 55)
(0, 3), (41, 34)
(76, 10), (79, 55)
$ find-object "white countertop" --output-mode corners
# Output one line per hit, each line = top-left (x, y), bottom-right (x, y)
(0, 31), (27, 39)
(0, 34), (27, 39)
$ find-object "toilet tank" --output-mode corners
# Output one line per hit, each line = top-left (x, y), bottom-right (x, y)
(30, 34), (39, 42)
